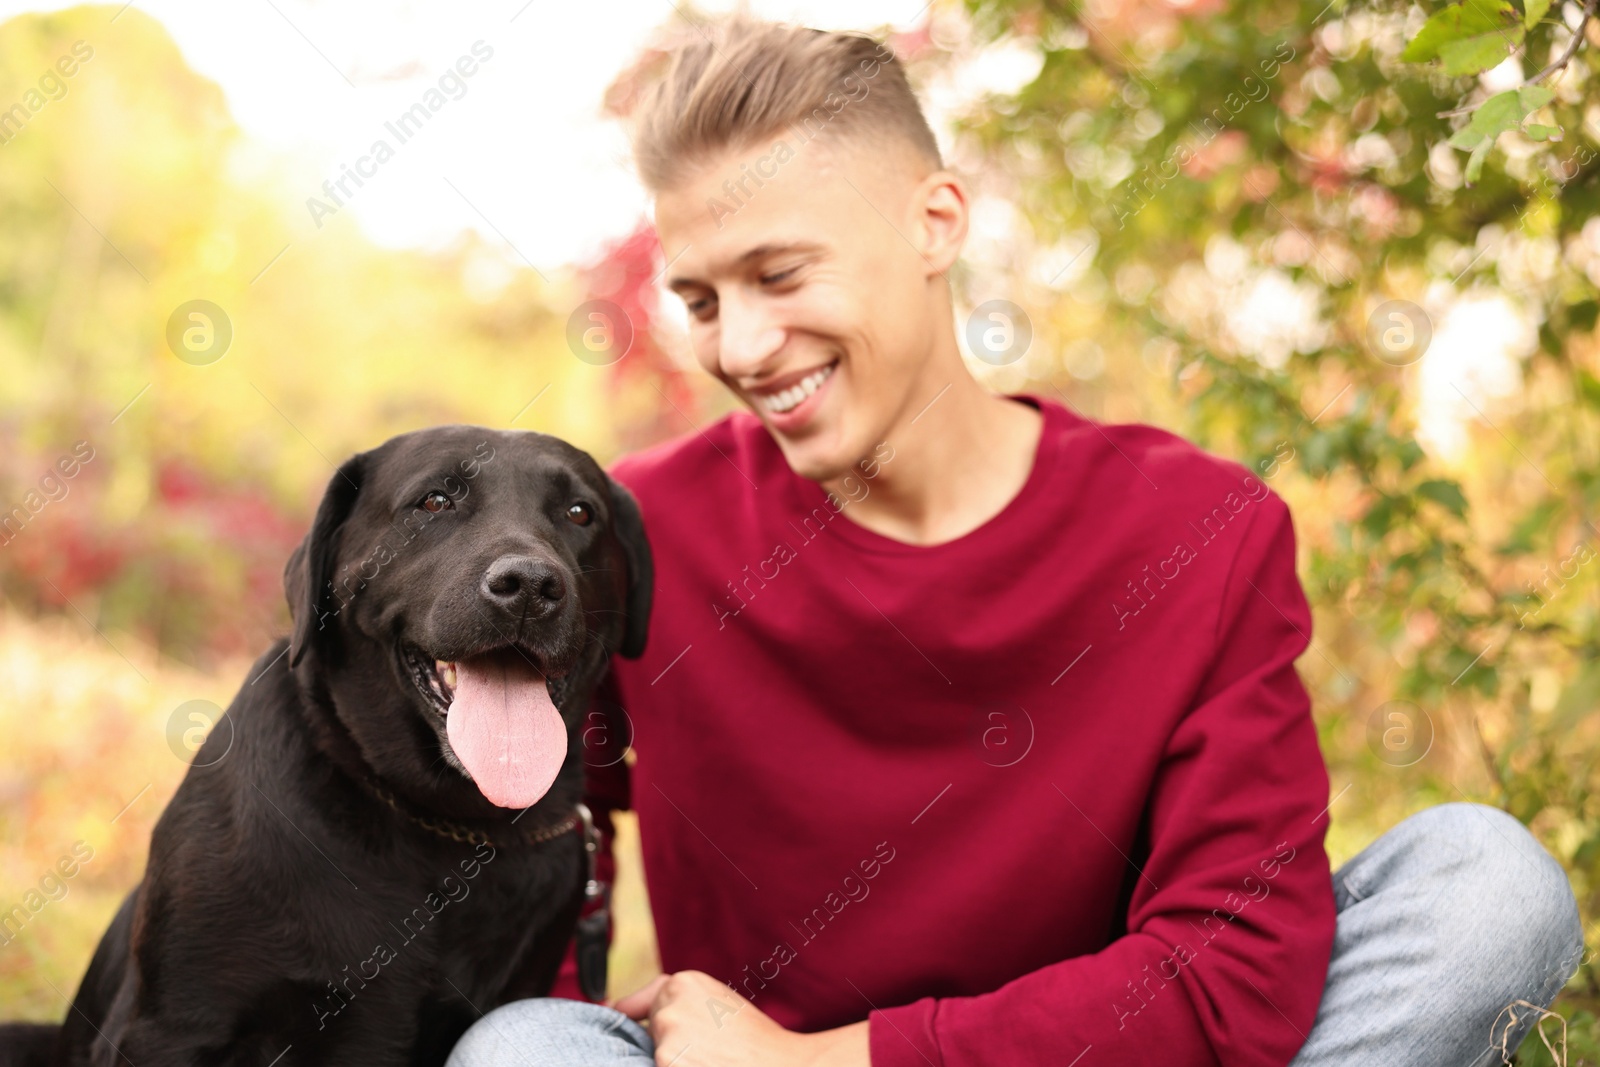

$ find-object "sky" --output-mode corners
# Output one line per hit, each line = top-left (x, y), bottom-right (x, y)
(0, 0), (1023, 272)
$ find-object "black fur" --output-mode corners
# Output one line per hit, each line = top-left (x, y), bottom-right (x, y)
(0, 426), (652, 1066)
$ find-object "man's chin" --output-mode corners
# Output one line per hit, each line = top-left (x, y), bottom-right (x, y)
(742, 389), (881, 483)
(771, 432), (870, 486)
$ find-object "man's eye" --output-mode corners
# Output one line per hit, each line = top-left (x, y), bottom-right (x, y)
(760, 268), (798, 285)
(418, 491), (454, 513)
(685, 296), (717, 321)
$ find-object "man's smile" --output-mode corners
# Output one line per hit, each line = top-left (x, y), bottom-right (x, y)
(746, 360), (838, 418)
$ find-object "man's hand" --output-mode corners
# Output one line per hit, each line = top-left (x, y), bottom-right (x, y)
(612, 970), (870, 1067)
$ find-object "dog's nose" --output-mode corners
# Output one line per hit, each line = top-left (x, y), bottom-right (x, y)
(482, 556), (566, 614)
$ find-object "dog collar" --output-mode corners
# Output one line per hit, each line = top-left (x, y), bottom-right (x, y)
(364, 778), (581, 849)
(362, 782), (611, 998)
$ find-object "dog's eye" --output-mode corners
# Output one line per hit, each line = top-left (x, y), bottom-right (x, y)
(566, 502), (593, 527)
(419, 491), (454, 514)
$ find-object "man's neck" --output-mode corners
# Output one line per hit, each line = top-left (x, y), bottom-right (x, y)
(822, 374), (1044, 547)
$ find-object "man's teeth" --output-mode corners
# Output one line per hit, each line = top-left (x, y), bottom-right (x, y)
(759, 364), (834, 414)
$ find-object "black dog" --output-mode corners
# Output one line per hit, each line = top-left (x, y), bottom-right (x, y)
(0, 426), (651, 1066)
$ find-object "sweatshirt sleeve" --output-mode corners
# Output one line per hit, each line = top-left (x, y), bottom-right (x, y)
(867, 495), (1336, 1067)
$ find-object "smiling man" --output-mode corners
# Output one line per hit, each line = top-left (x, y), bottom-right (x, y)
(446, 18), (1582, 1067)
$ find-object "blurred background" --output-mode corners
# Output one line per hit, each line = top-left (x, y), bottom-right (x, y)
(1, 0), (1597, 1059)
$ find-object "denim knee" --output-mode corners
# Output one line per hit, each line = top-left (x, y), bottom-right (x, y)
(1391, 803), (1583, 1004)
(446, 998), (654, 1067)
(1291, 803), (1585, 1067)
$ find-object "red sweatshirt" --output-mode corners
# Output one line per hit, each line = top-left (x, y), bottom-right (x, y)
(555, 392), (1335, 1067)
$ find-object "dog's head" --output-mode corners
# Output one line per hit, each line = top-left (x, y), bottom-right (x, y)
(282, 426), (651, 814)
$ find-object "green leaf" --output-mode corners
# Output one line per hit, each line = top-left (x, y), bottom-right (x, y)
(1404, 0), (1524, 75)
(1495, 499), (1563, 553)
(1465, 137), (1494, 183)
(1361, 495), (1397, 537)
(1472, 88), (1533, 137)
(1522, 0), (1550, 28)
(1519, 83), (1555, 109)
(1523, 123), (1560, 141)
(1554, 661), (1600, 730)
(1416, 478), (1469, 517)
(1453, 86), (1557, 181)
(1404, 0), (1513, 60)
(1440, 32), (1523, 75)
(1580, 367), (1600, 402)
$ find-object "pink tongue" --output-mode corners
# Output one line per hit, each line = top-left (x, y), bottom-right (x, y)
(445, 653), (567, 809)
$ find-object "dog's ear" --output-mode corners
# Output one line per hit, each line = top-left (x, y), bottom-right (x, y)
(606, 475), (653, 659)
(285, 454), (366, 668)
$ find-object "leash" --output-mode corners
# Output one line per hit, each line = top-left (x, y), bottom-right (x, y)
(573, 801), (612, 1002)
(363, 780), (612, 1000)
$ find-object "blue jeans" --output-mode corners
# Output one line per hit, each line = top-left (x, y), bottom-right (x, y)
(447, 803), (1585, 1066)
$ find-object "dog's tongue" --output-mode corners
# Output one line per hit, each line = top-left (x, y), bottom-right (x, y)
(445, 652), (566, 809)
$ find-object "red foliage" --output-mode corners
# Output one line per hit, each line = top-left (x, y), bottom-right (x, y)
(10, 512), (126, 604)
(156, 462), (207, 506)
(1, 452), (303, 663)
(579, 218), (701, 449)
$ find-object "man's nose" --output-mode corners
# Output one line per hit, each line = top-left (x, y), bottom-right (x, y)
(716, 294), (786, 380)
(481, 555), (566, 616)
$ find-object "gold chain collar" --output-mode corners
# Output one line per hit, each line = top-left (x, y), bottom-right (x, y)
(364, 778), (579, 849)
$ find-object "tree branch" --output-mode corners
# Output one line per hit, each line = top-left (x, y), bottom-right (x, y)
(1436, 0), (1596, 119)
(1516, 0), (1593, 83)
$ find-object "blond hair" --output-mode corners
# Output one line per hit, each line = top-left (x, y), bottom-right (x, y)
(629, 18), (942, 191)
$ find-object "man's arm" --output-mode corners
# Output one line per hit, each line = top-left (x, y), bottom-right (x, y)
(858, 495), (1335, 1067)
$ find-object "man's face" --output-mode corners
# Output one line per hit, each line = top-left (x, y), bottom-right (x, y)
(655, 137), (951, 482)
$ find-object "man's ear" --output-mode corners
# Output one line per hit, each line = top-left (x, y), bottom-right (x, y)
(606, 475), (654, 660)
(285, 454), (366, 668)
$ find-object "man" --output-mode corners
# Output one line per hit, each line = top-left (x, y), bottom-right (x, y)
(448, 19), (1583, 1067)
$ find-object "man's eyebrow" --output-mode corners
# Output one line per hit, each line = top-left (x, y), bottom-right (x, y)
(666, 241), (826, 291)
